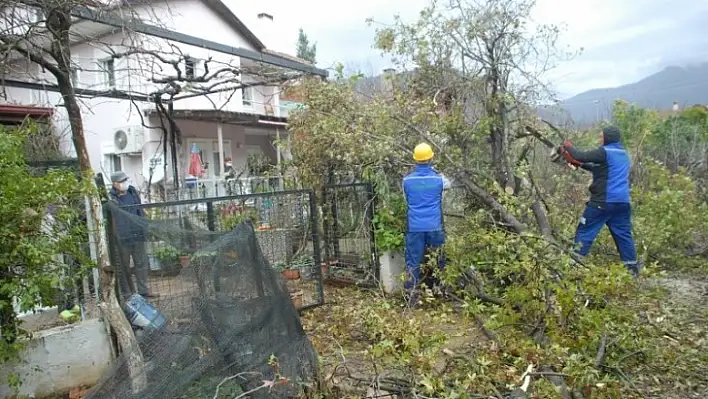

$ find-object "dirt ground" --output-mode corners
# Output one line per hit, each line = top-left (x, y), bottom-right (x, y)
(32, 271), (708, 399)
(301, 271), (708, 399)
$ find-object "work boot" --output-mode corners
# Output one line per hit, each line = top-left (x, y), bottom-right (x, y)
(627, 260), (643, 279)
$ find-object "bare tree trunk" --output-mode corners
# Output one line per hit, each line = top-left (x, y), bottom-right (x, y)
(531, 197), (552, 240)
(50, 8), (146, 393)
(486, 66), (514, 194)
(62, 89), (147, 393)
(455, 173), (527, 233)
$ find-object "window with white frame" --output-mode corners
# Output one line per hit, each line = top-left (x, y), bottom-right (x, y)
(211, 140), (232, 177)
(242, 86), (253, 107)
(30, 7), (44, 23)
(30, 88), (49, 105)
(185, 57), (197, 79)
(107, 154), (122, 172)
(70, 67), (80, 87)
(101, 58), (115, 88)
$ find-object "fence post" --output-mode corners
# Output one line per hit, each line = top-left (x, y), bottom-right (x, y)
(320, 186), (331, 272)
(206, 201), (216, 232)
(365, 182), (379, 281)
(308, 190), (325, 305)
(205, 201), (220, 293)
(330, 188), (341, 264)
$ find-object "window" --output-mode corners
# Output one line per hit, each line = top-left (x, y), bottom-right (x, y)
(185, 57), (196, 79)
(242, 87), (252, 107)
(110, 154), (122, 172)
(31, 7), (44, 23)
(210, 141), (232, 178)
(70, 67), (79, 86)
(30, 89), (49, 105)
(101, 59), (115, 88)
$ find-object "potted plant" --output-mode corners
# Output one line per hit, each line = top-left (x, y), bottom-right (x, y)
(373, 193), (407, 294)
(289, 255), (315, 279)
(179, 254), (191, 267)
(189, 250), (218, 265)
(152, 245), (182, 277)
(220, 205), (260, 231)
(273, 261), (300, 280)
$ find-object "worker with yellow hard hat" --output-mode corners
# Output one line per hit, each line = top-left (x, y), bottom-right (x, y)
(402, 143), (451, 306)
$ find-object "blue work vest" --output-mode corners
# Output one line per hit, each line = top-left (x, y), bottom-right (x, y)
(603, 142), (631, 203)
(403, 164), (445, 232)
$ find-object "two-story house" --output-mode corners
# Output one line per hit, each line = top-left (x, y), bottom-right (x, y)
(1, 0), (325, 198)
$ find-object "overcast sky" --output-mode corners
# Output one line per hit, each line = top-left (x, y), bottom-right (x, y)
(233, 0), (708, 99)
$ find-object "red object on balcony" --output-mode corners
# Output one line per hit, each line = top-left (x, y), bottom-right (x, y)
(188, 143), (204, 177)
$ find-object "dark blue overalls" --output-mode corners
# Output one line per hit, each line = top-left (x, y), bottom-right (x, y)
(565, 126), (638, 276)
(402, 163), (448, 290)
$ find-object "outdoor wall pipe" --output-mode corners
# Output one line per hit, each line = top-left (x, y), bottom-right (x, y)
(168, 102), (179, 190)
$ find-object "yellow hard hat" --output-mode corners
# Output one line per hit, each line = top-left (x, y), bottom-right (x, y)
(413, 143), (434, 162)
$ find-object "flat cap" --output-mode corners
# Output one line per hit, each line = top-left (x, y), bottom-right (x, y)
(110, 171), (129, 183)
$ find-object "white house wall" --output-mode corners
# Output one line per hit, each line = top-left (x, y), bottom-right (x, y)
(129, 0), (258, 49)
(1, 0), (296, 188)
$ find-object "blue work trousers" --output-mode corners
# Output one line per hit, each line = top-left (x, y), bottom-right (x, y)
(404, 231), (446, 290)
(573, 202), (637, 271)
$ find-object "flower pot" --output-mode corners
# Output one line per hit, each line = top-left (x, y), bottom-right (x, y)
(290, 290), (304, 309)
(282, 269), (300, 280)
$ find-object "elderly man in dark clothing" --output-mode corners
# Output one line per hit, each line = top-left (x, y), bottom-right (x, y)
(558, 126), (640, 278)
(109, 171), (157, 298)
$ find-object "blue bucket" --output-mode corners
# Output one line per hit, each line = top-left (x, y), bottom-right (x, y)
(124, 294), (167, 330)
(185, 176), (197, 189)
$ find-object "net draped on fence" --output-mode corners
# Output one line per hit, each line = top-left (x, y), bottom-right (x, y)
(85, 200), (319, 399)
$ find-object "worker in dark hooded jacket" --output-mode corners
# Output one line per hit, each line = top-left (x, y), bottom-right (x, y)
(402, 143), (451, 302)
(109, 171), (157, 298)
(559, 126), (639, 277)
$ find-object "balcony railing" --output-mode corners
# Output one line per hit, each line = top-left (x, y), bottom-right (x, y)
(175, 176), (283, 201)
(242, 100), (304, 119)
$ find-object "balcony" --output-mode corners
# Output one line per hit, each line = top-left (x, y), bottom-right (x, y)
(172, 176), (283, 202)
(241, 99), (303, 119)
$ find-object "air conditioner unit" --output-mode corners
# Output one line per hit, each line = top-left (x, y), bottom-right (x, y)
(113, 125), (145, 154)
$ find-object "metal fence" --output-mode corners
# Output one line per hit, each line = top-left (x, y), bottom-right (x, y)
(103, 188), (326, 316)
(321, 183), (378, 286)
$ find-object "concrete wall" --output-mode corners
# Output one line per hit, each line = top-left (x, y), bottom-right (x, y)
(0, 319), (112, 399)
(380, 251), (405, 294)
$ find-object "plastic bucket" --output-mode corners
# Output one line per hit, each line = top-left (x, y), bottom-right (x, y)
(185, 176), (197, 189)
(124, 294), (167, 330)
(148, 256), (161, 271)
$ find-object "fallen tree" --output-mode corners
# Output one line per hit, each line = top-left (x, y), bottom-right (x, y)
(288, 0), (708, 397)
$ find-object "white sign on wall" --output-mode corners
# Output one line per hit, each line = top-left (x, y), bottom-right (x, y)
(143, 153), (165, 184)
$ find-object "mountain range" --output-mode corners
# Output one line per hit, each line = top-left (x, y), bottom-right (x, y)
(543, 63), (708, 126)
(353, 62), (708, 127)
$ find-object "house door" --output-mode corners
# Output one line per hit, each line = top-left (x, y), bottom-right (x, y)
(210, 140), (232, 178)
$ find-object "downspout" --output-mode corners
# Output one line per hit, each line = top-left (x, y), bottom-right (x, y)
(168, 101), (179, 191)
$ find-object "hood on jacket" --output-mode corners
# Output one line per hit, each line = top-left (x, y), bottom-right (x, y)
(603, 126), (621, 144)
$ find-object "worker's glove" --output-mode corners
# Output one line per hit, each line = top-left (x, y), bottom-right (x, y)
(551, 140), (579, 166)
(560, 149), (580, 166)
